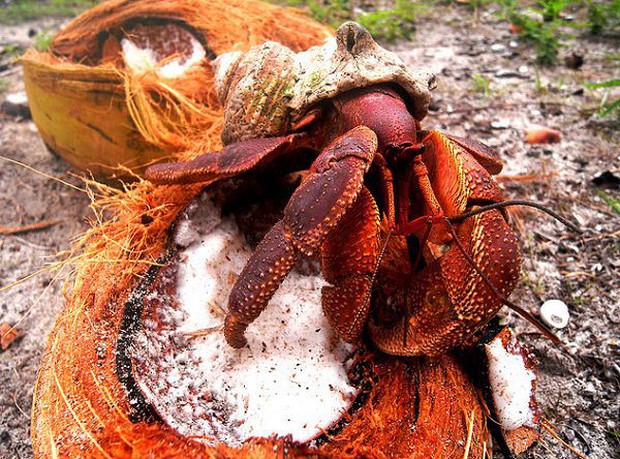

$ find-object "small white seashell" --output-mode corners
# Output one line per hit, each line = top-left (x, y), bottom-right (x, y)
(540, 299), (570, 329)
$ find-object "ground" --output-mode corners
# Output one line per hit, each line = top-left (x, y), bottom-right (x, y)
(0, 2), (618, 458)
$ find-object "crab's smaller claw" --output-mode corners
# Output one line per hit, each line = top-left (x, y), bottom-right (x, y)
(145, 134), (304, 185)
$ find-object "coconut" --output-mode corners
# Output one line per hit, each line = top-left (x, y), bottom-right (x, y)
(22, 0), (332, 179)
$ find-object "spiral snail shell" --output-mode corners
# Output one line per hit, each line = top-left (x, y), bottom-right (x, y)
(213, 22), (436, 145)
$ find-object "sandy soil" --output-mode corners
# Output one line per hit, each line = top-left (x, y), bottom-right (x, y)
(0, 123), (91, 457)
(0, 5), (618, 459)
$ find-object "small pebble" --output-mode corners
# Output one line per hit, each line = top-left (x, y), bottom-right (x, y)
(491, 119), (510, 129)
(1, 91), (31, 119)
(491, 43), (506, 52)
(518, 65), (529, 74)
(540, 299), (570, 329)
(495, 68), (519, 78)
(583, 382), (596, 395)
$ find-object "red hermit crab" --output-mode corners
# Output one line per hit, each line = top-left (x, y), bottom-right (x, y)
(146, 22), (561, 356)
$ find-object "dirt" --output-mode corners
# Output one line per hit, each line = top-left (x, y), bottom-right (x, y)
(0, 4), (618, 459)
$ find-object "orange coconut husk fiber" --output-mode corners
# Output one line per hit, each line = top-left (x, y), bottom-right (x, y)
(30, 3), (490, 459)
(22, 0), (332, 178)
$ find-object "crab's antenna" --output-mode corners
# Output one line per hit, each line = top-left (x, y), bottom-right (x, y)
(444, 220), (562, 345)
(448, 200), (582, 234)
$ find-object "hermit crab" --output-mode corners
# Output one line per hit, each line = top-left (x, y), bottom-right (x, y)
(146, 22), (563, 356)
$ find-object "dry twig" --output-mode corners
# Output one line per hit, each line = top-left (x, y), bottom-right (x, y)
(0, 220), (60, 235)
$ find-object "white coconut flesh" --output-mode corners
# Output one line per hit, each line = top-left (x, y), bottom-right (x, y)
(131, 195), (359, 446)
(121, 23), (207, 78)
(485, 332), (537, 431)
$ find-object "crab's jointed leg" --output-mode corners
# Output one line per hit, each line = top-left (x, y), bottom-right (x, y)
(224, 126), (379, 348)
(370, 209), (521, 356)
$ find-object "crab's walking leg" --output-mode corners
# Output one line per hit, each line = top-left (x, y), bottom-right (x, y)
(321, 187), (381, 343)
(224, 126), (378, 348)
(145, 133), (306, 184)
(443, 133), (503, 175)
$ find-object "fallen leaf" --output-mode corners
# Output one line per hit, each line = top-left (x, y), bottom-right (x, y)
(565, 53), (584, 70)
(0, 322), (25, 351)
(525, 128), (561, 144)
(509, 23), (523, 34)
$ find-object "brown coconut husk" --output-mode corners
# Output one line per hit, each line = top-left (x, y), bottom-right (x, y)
(31, 2), (492, 458)
(22, 0), (332, 178)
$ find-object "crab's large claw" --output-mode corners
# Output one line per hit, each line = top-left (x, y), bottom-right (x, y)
(370, 131), (521, 356)
(224, 126), (378, 348)
(144, 133), (305, 185)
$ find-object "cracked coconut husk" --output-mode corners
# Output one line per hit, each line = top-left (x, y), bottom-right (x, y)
(21, 0), (332, 179)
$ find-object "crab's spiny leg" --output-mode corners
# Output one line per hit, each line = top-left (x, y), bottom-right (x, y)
(145, 133), (307, 185)
(321, 187), (381, 343)
(224, 126), (378, 348)
(370, 209), (521, 356)
(373, 153), (396, 226)
(224, 221), (296, 348)
(370, 131), (519, 356)
(443, 220), (561, 344)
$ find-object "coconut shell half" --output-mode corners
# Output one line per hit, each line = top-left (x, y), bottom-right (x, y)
(22, 0), (331, 179)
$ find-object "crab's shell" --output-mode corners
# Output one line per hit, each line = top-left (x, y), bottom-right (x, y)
(214, 22), (436, 144)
